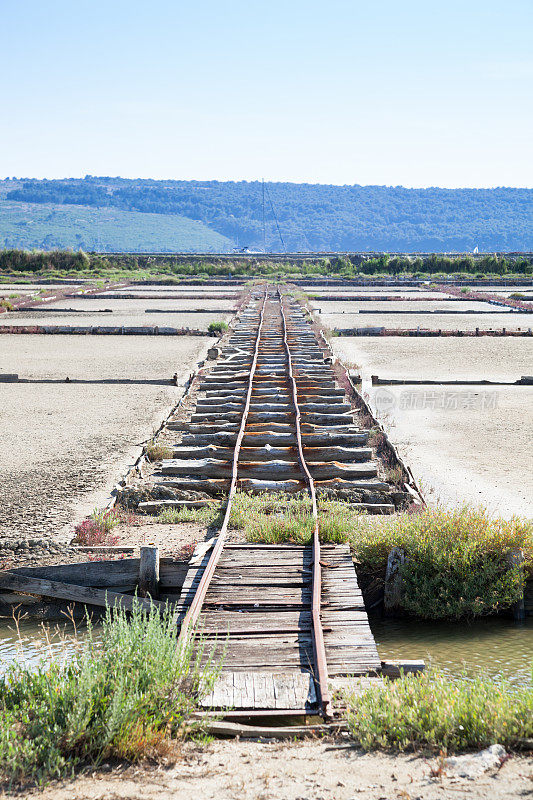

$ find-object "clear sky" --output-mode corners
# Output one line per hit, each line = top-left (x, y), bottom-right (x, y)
(1, 0), (532, 187)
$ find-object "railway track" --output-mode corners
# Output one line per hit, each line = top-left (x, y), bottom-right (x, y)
(152, 286), (393, 717)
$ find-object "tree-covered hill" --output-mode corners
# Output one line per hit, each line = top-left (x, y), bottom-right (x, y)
(0, 200), (233, 253)
(2, 177), (532, 252)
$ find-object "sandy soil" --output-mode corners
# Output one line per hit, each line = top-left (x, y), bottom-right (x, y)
(11, 740), (532, 800)
(366, 385), (533, 517)
(331, 336), (533, 382)
(319, 311), (532, 332)
(112, 517), (221, 556)
(0, 311), (231, 329)
(43, 297), (237, 311)
(0, 335), (210, 546)
(119, 285), (244, 294)
(330, 338), (533, 517)
(480, 285), (533, 293)
(312, 299), (506, 313)
(1, 296), (234, 329)
(303, 286), (452, 297)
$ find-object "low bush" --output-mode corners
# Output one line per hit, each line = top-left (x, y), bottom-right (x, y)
(0, 299), (13, 311)
(207, 320), (228, 334)
(345, 506), (532, 619)
(0, 605), (218, 784)
(345, 669), (533, 752)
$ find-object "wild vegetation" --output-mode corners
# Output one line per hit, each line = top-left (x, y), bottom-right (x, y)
(207, 320), (229, 334)
(145, 441), (173, 462)
(3, 177), (532, 251)
(0, 249), (532, 284)
(171, 493), (532, 621)
(157, 505), (221, 525)
(345, 669), (533, 752)
(72, 508), (135, 546)
(0, 605), (217, 785)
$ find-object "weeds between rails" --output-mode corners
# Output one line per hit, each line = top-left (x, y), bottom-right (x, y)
(155, 493), (533, 620)
(0, 605), (219, 786)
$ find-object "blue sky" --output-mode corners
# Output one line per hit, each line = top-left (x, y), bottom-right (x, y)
(1, 0), (531, 187)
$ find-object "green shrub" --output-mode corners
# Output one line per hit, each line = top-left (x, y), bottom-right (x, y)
(345, 669), (533, 752)
(345, 506), (532, 619)
(0, 605), (218, 784)
(207, 320), (228, 334)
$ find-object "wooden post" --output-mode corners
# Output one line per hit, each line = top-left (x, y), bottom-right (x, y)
(139, 546), (160, 599)
(384, 547), (406, 615)
(508, 548), (525, 621)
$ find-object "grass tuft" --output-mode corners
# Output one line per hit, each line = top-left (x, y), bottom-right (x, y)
(145, 442), (173, 462)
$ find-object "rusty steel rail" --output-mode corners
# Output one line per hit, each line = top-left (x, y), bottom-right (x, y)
(177, 287), (268, 647)
(278, 288), (333, 719)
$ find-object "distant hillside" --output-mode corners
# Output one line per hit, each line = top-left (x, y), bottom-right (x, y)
(0, 200), (233, 253)
(2, 178), (532, 252)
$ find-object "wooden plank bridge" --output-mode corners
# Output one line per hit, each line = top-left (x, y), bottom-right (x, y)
(161, 286), (387, 718)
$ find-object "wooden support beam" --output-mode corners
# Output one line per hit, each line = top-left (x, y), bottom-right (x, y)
(138, 546), (160, 599)
(0, 571), (166, 613)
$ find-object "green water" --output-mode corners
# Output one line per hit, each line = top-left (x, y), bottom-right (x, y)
(371, 616), (533, 684)
(0, 620), (82, 674)
(1, 617), (532, 685)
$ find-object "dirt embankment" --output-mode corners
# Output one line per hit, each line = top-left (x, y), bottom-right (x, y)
(12, 740), (532, 800)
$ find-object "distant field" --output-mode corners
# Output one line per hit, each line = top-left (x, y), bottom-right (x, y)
(0, 201), (233, 253)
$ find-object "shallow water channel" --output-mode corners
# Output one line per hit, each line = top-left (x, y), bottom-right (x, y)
(1, 616), (532, 685)
(371, 616), (533, 684)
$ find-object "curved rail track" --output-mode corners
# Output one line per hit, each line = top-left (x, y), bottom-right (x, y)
(163, 286), (389, 718)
